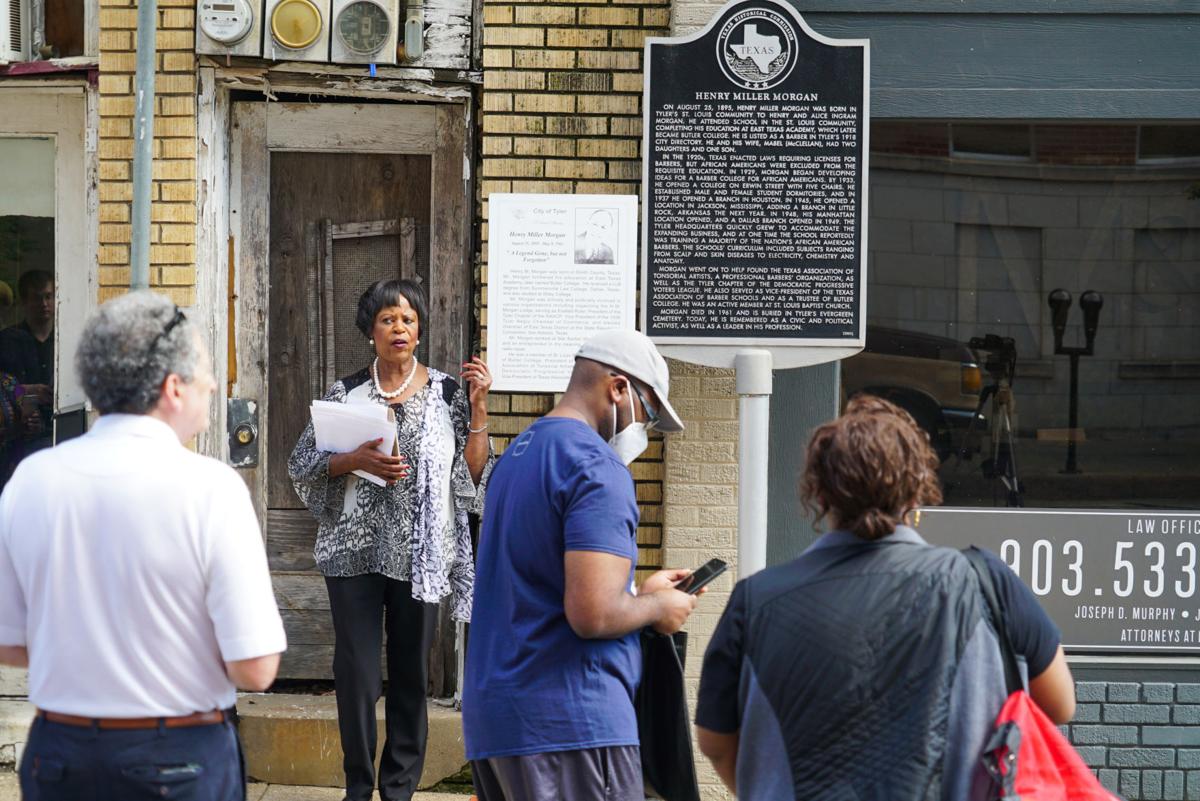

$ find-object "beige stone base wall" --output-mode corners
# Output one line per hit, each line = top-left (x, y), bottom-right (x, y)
(0, 667), (25, 698)
(661, 359), (738, 800)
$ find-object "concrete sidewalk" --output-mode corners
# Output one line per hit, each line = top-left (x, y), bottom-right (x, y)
(0, 774), (472, 800)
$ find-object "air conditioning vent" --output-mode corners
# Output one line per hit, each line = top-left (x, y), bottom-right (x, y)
(2, 0), (30, 62)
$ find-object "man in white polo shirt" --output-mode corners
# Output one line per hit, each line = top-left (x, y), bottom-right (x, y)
(0, 291), (286, 801)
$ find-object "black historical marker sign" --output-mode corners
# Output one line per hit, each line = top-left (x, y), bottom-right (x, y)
(642, 0), (868, 347)
(922, 509), (1200, 655)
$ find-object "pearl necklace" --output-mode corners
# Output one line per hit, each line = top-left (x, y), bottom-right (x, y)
(372, 356), (418, 399)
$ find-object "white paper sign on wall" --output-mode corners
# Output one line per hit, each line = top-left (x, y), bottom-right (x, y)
(487, 193), (638, 393)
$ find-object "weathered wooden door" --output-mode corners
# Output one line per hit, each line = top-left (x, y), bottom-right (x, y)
(229, 103), (472, 689)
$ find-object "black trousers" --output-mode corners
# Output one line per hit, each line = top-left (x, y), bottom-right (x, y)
(325, 574), (437, 801)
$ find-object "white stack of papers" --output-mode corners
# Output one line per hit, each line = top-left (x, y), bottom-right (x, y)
(310, 400), (398, 487)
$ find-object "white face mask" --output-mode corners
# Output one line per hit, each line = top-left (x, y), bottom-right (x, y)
(608, 387), (648, 465)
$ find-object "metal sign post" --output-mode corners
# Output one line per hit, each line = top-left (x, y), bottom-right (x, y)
(736, 350), (773, 577)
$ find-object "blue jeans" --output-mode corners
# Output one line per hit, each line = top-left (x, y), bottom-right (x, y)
(19, 714), (245, 801)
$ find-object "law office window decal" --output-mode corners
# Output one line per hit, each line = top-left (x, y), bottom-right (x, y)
(846, 121), (1200, 512)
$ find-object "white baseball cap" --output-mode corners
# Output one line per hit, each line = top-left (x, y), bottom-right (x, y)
(575, 329), (684, 432)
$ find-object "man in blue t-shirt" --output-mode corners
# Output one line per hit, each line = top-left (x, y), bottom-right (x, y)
(463, 329), (697, 801)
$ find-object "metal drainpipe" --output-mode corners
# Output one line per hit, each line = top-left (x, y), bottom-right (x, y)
(129, 0), (158, 291)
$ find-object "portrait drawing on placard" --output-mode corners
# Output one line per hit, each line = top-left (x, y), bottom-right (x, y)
(574, 208), (617, 265)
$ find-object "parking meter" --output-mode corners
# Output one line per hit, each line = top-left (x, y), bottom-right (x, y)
(1048, 288), (1072, 351)
(1080, 291), (1103, 350)
(1047, 288), (1102, 474)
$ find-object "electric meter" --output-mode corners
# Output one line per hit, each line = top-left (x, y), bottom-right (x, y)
(272, 0), (322, 48)
(331, 0), (397, 64)
(196, 0), (262, 57)
(337, 1), (388, 54)
(264, 0), (330, 61)
(199, 0), (253, 43)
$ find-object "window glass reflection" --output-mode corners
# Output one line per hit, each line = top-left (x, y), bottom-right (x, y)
(0, 137), (56, 489)
(845, 122), (1200, 510)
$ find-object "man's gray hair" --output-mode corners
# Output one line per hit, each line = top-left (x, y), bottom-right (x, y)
(76, 291), (202, 415)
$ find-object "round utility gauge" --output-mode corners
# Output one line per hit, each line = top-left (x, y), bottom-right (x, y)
(336, 1), (391, 55)
(271, 0), (324, 50)
(199, 0), (254, 44)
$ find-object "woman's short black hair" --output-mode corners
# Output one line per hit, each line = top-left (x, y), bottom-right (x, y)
(355, 279), (429, 338)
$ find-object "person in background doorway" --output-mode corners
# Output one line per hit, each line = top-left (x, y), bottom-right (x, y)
(0, 291), (286, 801)
(0, 371), (25, 489)
(694, 395), (1076, 801)
(463, 329), (700, 801)
(0, 269), (55, 453)
(289, 278), (493, 801)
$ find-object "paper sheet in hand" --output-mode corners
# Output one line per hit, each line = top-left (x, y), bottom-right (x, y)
(310, 400), (397, 487)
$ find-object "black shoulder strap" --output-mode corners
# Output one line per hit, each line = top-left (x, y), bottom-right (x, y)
(963, 546), (1023, 695)
(339, 368), (371, 393)
(441, 376), (458, 406)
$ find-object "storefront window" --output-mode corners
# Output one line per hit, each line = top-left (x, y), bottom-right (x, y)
(950, 123), (1033, 162)
(1138, 125), (1200, 164)
(844, 122), (1200, 510)
(0, 137), (56, 489)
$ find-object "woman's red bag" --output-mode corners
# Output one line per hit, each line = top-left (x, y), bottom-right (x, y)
(983, 690), (1116, 801)
(963, 548), (1120, 801)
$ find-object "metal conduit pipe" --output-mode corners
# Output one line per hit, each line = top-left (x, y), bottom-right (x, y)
(130, 0), (158, 290)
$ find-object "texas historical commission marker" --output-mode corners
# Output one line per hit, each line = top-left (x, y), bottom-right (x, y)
(642, 0), (869, 369)
(642, 1), (869, 577)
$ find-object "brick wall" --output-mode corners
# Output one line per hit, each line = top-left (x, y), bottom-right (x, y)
(478, 0), (671, 575)
(1037, 125), (1140, 166)
(97, 0), (197, 304)
(1071, 680), (1200, 800)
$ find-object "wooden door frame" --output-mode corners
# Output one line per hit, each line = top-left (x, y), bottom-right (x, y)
(0, 83), (97, 700)
(228, 100), (473, 522)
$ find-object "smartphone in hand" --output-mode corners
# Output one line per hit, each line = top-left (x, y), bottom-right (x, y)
(674, 558), (728, 595)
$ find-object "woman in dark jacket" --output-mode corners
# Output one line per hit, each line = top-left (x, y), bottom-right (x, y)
(289, 278), (493, 801)
(693, 395), (1076, 801)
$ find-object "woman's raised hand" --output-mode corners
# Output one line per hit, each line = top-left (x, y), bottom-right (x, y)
(352, 437), (409, 485)
(461, 357), (493, 410)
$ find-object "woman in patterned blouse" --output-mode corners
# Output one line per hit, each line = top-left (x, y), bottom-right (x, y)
(288, 278), (493, 801)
